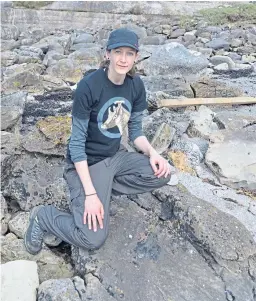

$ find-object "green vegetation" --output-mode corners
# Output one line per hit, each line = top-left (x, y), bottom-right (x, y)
(199, 3), (256, 25)
(13, 1), (53, 9)
(180, 3), (256, 28)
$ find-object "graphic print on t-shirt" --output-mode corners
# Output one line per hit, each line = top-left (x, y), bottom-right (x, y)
(97, 97), (131, 138)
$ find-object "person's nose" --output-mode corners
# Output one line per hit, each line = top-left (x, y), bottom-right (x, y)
(120, 53), (127, 63)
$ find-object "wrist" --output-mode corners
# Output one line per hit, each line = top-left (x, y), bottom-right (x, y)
(148, 148), (157, 157)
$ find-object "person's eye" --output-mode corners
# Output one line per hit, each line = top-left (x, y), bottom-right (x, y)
(128, 52), (134, 56)
(115, 50), (121, 53)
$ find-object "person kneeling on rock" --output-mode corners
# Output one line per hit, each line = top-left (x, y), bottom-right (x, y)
(24, 28), (173, 255)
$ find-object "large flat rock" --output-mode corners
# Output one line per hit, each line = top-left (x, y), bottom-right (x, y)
(205, 125), (256, 190)
(71, 197), (226, 301)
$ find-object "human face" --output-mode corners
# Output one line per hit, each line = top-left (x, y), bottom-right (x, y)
(107, 47), (138, 76)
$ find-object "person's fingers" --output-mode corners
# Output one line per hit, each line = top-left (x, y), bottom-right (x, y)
(83, 210), (87, 225)
(159, 162), (169, 178)
(92, 214), (97, 232)
(100, 206), (104, 220)
(150, 160), (158, 174)
(97, 213), (103, 229)
(88, 213), (92, 230)
(157, 161), (165, 177)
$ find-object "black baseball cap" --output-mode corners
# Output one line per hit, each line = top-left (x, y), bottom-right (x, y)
(106, 28), (139, 51)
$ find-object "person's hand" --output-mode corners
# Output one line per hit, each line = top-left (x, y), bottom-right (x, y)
(149, 150), (172, 178)
(84, 194), (104, 232)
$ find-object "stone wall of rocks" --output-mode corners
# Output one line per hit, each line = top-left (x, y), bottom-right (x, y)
(1, 2), (256, 301)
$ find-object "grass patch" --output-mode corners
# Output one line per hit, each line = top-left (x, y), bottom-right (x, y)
(198, 3), (256, 25)
(13, 1), (53, 9)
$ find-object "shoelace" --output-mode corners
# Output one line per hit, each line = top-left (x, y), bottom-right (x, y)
(31, 219), (44, 244)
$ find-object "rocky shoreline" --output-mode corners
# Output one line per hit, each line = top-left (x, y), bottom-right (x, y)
(1, 2), (256, 301)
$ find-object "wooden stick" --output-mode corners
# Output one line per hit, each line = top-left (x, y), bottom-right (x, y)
(157, 97), (256, 108)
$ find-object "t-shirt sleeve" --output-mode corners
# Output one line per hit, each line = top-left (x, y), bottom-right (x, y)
(132, 76), (148, 113)
(72, 79), (94, 119)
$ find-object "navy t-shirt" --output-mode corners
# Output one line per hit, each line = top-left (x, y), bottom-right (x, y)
(67, 68), (147, 166)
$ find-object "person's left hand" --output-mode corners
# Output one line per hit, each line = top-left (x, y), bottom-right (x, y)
(149, 150), (172, 178)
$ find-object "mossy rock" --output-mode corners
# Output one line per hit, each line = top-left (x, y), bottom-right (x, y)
(37, 116), (71, 145)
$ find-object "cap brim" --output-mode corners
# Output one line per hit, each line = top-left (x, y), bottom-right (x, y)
(107, 42), (139, 51)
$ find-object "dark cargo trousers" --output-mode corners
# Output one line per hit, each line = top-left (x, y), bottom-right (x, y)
(37, 147), (171, 250)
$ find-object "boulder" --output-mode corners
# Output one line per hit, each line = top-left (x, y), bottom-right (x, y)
(143, 75), (194, 97)
(150, 123), (176, 154)
(206, 125), (256, 190)
(1, 234), (74, 283)
(137, 43), (208, 78)
(71, 196), (226, 301)
(205, 38), (230, 50)
(1, 25), (20, 40)
(1, 260), (39, 301)
(45, 58), (84, 83)
(191, 77), (243, 98)
(187, 105), (219, 139)
(1, 51), (18, 67)
(1, 194), (11, 235)
(73, 33), (94, 44)
(1, 91), (26, 131)
(1, 39), (21, 51)
(141, 35), (167, 45)
(42, 50), (66, 67)
(3, 153), (69, 211)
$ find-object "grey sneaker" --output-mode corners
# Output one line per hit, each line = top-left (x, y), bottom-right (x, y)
(24, 205), (45, 255)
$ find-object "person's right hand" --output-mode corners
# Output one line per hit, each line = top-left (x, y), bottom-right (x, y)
(84, 194), (104, 232)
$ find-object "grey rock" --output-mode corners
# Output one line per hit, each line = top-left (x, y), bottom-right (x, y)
(1, 51), (18, 67)
(1, 91), (26, 131)
(42, 50), (66, 67)
(230, 38), (243, 48)
(213, 63), (229, 71)
(154, 184), (256, 299)
(227, 52), (242, 62)
(143, 75), (194, 97)
(214, 110), (256, 131)
(1, 234), (74, 283)
(183, 134), (209, 157)
(1, 39), (21, 51)
(38, 278), (81, 301)
(8, 212), (29, 238)
(1, 106), (23, 131)
(3, 153), (69, 211)
(48, 42), (65, 54)
(70, 42), (99, 51)
(14, 45), (44, 60)
(150, 123), (176, 154)
(1, 194), (11, 235)
(71, 197), (226, 301)
(42, 74), (69, 92)
(33, 34), (72, 54)
(146, 90), (170, 109)
(142, 107), (190, 141)
(191, 76), (243, 98)
(209, 55), (235, 69)
(1, 131), (21, 186)
(237, 44), (255, 55)
(206, 125), (256, 190)
(171, 137), (203, 169)
(137, 43), (208, 78)
(1, 24), (20, 40)
(46, 58), (84, 83)
(125, 24), (147, 39)
(141, 35), (167, 45)
(1, 260), (39, 301)
(187, 105), (219, 139)
(2, 71), (44, 94)
(205, 38), (230, 50)
(230, 28), (246, 39)
(170, 28), (185, 38)
(2, 62), (45, 78)
(196, 47), (212, 58)
(73, 33), (94, 44)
